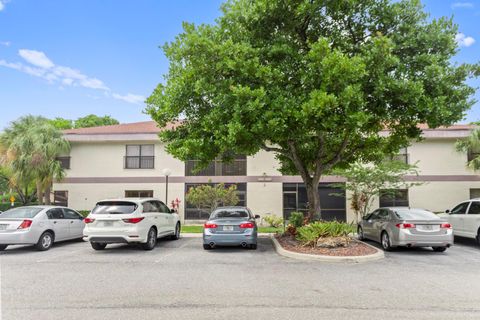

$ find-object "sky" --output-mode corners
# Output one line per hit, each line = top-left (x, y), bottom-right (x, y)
(0, 0), (479, 129)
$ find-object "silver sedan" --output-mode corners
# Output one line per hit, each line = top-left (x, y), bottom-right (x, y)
(358, 207), (453, 252)
(0, 206), (85, 251)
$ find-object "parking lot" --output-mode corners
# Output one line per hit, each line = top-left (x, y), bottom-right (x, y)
(1, 236), (480, 320)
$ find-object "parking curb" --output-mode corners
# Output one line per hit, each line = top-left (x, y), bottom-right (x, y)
(270, 234), (384, 263)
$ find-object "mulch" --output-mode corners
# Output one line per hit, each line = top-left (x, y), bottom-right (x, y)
(275, 234), (378, 257)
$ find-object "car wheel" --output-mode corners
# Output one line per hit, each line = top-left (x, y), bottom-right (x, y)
(90, 242), (107, 250)
(35, 231), (54, 251)
(203, 244), (211, 250)
(357, 226), (364, 240)
(170, 222), (180, 240)
(381, 231), (392, 251)
(0, 245), (8, 251)
(249, 244), (257, 250)
(142, 227), (157, 251)
(432, 247), (447, 252)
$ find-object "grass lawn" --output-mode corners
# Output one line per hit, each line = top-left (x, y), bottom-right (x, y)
(181, 225), (282, 234)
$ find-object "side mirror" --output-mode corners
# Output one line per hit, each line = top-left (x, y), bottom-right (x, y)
(170, 209), (176, 214)
(254, 214), (260, 219)
(445, 209), (450, 214)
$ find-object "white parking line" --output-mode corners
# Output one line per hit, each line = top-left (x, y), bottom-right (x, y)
(154, 240), (191, 263)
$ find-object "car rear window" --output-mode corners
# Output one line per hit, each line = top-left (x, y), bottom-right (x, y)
(394, 209), (439, 220)
(92, 201), (138, 215)
(210, 209), (249, 219)
(0, 207), (43, 219)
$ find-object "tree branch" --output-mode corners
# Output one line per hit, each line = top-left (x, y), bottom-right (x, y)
(287, 140), (311, 183)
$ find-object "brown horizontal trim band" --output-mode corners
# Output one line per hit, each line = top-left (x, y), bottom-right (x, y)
(57, 175), (480, 184)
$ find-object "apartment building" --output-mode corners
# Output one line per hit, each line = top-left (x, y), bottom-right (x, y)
(53, 121), (479, 222)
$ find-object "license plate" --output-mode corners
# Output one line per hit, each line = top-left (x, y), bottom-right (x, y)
(417, 225), (439, 232)
(0, 224), (7, 230)
(103, 221), (114, 227)
(223, 226), (234, 231)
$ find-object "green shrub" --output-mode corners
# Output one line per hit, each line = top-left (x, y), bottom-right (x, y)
(288, 211), (304, 228)
(296, 221), (356, 247)
(263, 215), (283, 228)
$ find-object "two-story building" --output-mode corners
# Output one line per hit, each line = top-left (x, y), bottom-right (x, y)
(53, 121), (479, 222)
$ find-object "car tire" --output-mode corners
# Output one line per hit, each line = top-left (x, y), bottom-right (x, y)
(90, 242), (107, 250)
(35, 231), (54, 251)
(142, 227), (157, 251)
(170, 222), (181, 240)
(357, 226), (364, 240)
(203, 244), (211, 250)
(0, 245), (8, 251)
(432, 247), (447, 252)
(381, 231), (392, 252)
(249, 244), (257, 250)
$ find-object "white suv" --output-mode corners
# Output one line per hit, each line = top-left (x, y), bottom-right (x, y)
(83, 198), (181, 250)
(445, 199), (480, 244)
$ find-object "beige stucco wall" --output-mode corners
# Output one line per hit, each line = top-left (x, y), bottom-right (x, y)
(247, 150), (281, 176)
(66, 141), (184, 178)
(246, 182), (283, 217)
(409, 139), (471, 175)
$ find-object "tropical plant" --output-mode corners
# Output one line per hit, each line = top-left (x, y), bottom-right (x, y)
(146, 0), (479, 221)
(456, 128), (480, 170)
(263, 214), (283, 228)
(296, 221), (356, 247)
(332, 161), (422, 223)
(0, 115), (70, 205)
(288, 211), (305, 228)
(185, 183), (239, 215)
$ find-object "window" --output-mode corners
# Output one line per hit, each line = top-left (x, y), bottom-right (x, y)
(377, 209), (390, 220)
(47, 208), (64, 219)
(468, 202), (480, 215)
(386, 147), (409, 164)
(379, 189), (409, 207)
(210, 208), (249, 219)
(125, 190), (154, 198)
(282, 183), (346, 221)
(470, 189), (480, 199)
(450, 202), (469, 215)
(125, 145), (155, 169)
(155, 201), (170, 213)
(185, 155), (246, 176)
(92, 201), (137, 214)
(142, 201), (160, 213)
(53, 191), (68, 207)
(184, 183), (247, 220)
(63, 209), (82, 219)
(56, 156), (71, 169)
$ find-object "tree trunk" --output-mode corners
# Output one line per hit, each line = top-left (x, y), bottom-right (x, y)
(36, 181), (44, 205)
(44, 184), (51, 205)
(305, 179), (321, 222)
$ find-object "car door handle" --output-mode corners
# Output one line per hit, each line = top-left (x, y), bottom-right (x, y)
(70, 221), (74, 224)
(53, 221), (57, 224)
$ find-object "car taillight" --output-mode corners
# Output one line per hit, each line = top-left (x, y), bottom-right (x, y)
(84, 218), (95, 224)
(18, 220), (32, 229)
(122, 217), (144, 224)
(396, 223), (416, 229)
(204, 223), (218, 229)
(441, 223), (452, 229)
(239, 222), (254, 229)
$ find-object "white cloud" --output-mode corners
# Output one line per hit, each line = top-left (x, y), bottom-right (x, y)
(456, 33), (476, 47)
(0, 41), (10, 47)
(0, 49), (144, 104)
(19, 49), (55, 69)
(112, 93), (145, 105)
(452, 2), (474, 8)
(0, 1), (4, 11)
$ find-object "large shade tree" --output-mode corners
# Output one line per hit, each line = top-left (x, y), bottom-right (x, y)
(147, 0), (479, 220)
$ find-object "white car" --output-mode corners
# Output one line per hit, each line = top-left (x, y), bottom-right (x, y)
(444, 199), (480, 244)
(83, 198), (181, 250)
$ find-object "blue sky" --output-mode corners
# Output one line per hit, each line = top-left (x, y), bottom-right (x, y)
(0, 0), (478, 129)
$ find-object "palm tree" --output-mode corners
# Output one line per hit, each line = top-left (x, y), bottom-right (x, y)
(456, 128), (480, 170)
(0, 115), (70, 205)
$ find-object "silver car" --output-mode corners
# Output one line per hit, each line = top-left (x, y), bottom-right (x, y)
(0, 206), (85, 251)
(358, 207), (453, 252)
(203, 206), (259, 250)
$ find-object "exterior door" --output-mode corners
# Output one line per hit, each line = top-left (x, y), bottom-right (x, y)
(143, 201), (165, 234)
(62, 208), (85, 239)
(465, 201), (480, 237)
(46, 208), (70, 241)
